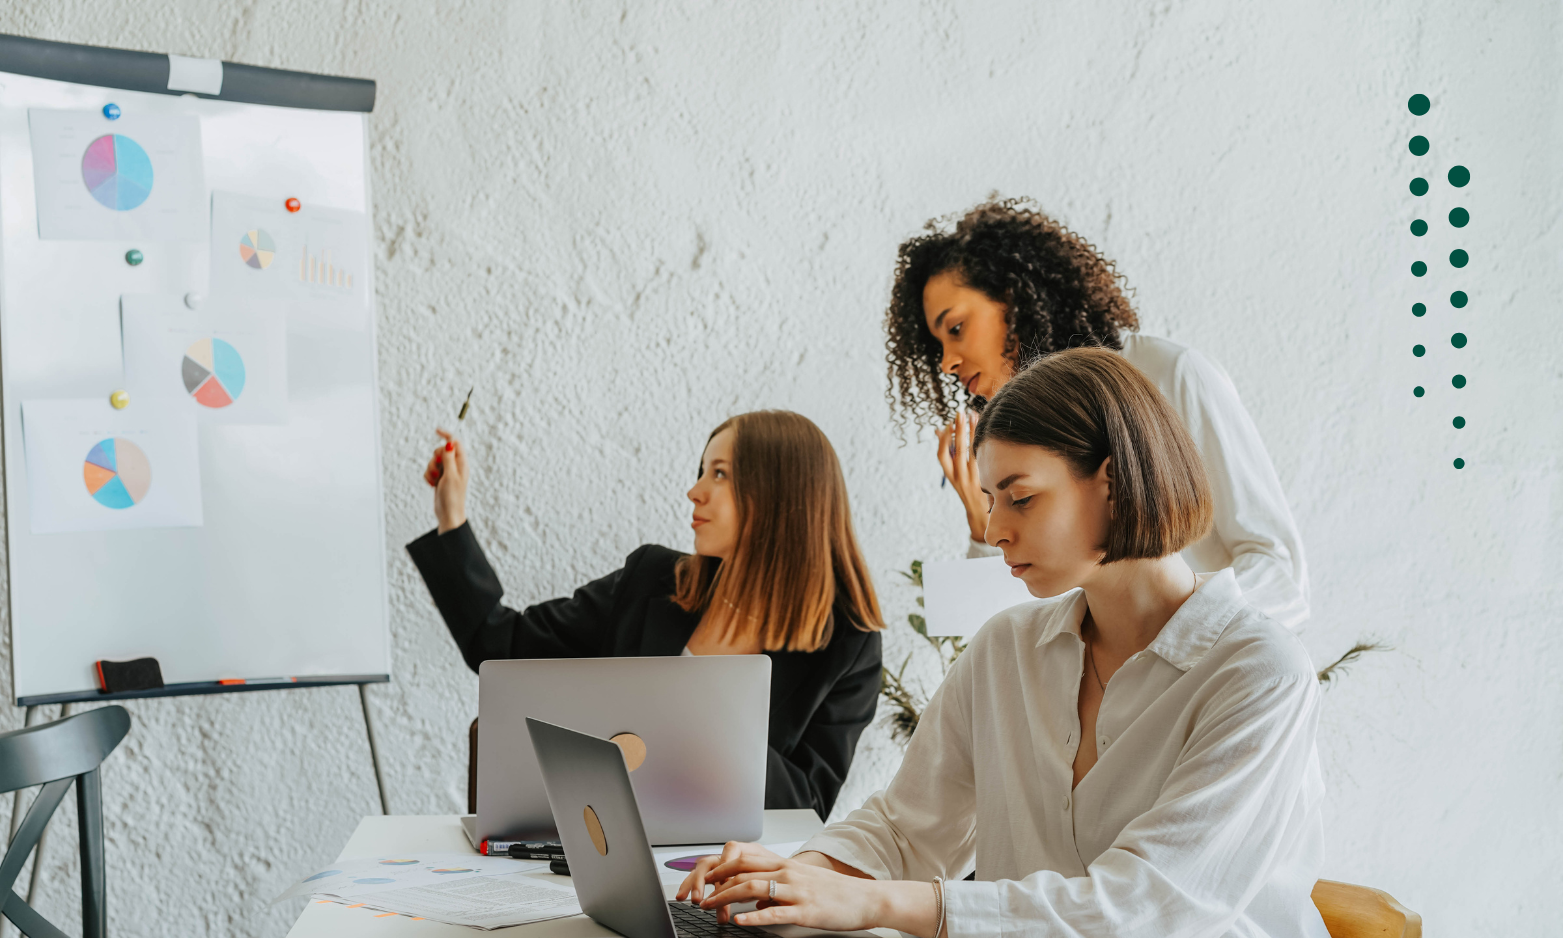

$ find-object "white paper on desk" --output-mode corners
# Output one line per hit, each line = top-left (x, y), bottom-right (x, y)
(21, 399), (202, 534)
(334, 872), (582, 930)
(120, 295), (288, 425)
(274, 853), (543, 902)
(921, 556), (1037, 637)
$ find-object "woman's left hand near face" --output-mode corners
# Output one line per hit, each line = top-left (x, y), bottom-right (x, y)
(692, 851), (886, 933)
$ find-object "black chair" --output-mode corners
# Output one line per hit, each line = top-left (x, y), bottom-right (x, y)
(0, 705), (130, 938)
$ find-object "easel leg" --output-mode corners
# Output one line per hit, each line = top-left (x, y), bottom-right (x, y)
(358, 684), (389, 815)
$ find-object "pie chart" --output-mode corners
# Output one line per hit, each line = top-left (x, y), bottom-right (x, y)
(182, 338), (246, 408)
(239, 229), (275, 269)
(81, 134), (154, 211)
(83, 438), (151, 509)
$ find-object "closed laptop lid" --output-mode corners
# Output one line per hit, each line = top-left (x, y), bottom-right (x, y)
(478, 655), (770, 844)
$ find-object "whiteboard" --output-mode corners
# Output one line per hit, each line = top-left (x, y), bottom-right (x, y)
(0, 66), (390, 703)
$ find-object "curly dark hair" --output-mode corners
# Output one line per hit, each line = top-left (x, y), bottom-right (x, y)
(883, 197), (1139, 433)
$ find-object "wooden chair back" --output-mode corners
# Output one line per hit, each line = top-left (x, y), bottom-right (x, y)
(1312, 879), (1421, 938)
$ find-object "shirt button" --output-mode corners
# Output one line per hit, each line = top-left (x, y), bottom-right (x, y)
(1098, 735), (1110, 748)
(1063, 795), (1071, 811)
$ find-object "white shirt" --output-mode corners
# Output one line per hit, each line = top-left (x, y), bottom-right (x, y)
(799, 570), (1329, 938)
(968, 334), (1311, 631)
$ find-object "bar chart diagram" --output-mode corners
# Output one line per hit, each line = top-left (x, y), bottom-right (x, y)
(299, 242), (354, 290)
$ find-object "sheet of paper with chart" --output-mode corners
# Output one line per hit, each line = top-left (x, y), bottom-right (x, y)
(120, 294), (288, 425)
(27, 109), (206, 241)
(209, 190), (369, 327)
(20, 399), (201, 534)
(276, 854), (580, 930)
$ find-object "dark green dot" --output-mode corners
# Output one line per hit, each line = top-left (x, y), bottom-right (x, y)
(1453, 416), (1466, 429)
(1408, 94), (1430, 115)
(1412, 344), (1425, 357)
(1411, 261), (1427, 277)
(1453, 458), (1464, 469)
(1449, 207), (1469, 227)
(1451, 332), (1466, 348)
(1409, 135), (1429, 155)
(1449, 249), (1468, 268)
(1448, 165), (1470, 187)
(1450, 291), (1468, 308)
(1452, 374), (1466, 388)
(1409, 177), (1429, 196)
(1412, 302), (1426, 317)
(1410, 219), (1427, 236)
(124, 249), (143, 266)
(1413, 386), (1425, 397)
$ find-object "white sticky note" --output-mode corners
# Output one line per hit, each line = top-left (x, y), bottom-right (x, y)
(167, 54), (224, 95)
(922, 556), (1037, 637)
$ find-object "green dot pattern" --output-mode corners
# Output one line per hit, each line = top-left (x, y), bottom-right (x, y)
(1413, 344), (1425, 357)
(1410, 219), (1427, 236)
(1453, 416), (1465, 429)
(1453, 458), (1464, 469)
(1412, 302), (1426, 317)
(1414, 386), (1425, 397)
(1452, 374), (1466, 388)
(1451, 332), (1467, 348)
(1449, 249), (1468, 268)
(1409, 135), (1429, 156)
(1412, 261), (1427, 277)
(1449, 207), (1469, 227)
(1450, 291), (1468, 308)
(1410, 177), (1429, 196)
(1448, 165), (1470, 187)
(1409, 94), (1430, 115)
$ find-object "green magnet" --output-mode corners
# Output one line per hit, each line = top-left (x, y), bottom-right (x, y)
(125, 249), (144, 266)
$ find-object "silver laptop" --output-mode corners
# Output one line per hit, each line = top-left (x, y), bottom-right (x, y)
(466, 656), (770, 847)
(527, 717), (869, 938)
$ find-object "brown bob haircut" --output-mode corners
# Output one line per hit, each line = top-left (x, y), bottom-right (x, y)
(973, 348), (1213, 562)
(672, 411), (884, 653)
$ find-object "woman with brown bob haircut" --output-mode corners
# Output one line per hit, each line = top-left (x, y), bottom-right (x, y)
(683, 350), (1328, 938)
(408, 410), (884, 819)
(886, 198), (1309, 631)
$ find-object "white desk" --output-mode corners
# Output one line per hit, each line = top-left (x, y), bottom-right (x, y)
(285, 811), (827, 937)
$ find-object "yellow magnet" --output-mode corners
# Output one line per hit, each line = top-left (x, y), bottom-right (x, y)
(110, 389), (130, 410)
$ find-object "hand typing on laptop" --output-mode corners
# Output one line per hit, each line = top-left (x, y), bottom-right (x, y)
(677, 842), (940, 937)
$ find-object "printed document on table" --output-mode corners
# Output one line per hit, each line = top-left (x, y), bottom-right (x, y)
(333, 872), (582, 930)
(275, 853), (544, 902)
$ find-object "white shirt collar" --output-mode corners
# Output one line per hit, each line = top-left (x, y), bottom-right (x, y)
(1033, 569), (1246, 672)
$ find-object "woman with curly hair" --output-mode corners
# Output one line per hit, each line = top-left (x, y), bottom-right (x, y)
(885, 198), (1308, 629)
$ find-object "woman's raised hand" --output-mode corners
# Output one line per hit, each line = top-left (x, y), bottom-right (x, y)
(423, 428), (469, 533)
(937, 409), (988, 542)
(677, 842), (897, 933)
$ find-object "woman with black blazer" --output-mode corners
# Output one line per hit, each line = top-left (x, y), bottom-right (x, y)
(408, 409), (885, 820)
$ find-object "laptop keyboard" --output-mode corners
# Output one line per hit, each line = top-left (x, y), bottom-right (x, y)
(668, 900), (771, 938)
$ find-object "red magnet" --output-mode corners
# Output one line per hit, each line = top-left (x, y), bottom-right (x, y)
(285, 197), (301, 213)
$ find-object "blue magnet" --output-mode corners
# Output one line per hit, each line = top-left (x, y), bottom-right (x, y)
(103, 103), (122, 120)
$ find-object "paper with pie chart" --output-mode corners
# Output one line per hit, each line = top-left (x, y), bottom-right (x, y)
(120, 294), (288, 425)
(21, 399), (201, 534)
(27, 109), (206, 241)
(209, 190), (370, 326)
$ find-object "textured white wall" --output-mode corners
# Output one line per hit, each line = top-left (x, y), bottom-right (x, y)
(0, 2), (1559, 935)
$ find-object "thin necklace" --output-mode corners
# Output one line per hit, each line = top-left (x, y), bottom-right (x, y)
(1084, 616), (1107, 692)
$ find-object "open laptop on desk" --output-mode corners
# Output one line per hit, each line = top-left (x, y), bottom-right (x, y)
(527, 717), (874, 938)
(464, 656), (771, 848)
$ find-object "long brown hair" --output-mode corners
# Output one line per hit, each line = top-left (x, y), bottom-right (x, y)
(672, 411), (884, 652)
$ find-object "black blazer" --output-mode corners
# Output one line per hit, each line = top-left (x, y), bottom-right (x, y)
(407, 523), (882, 820)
